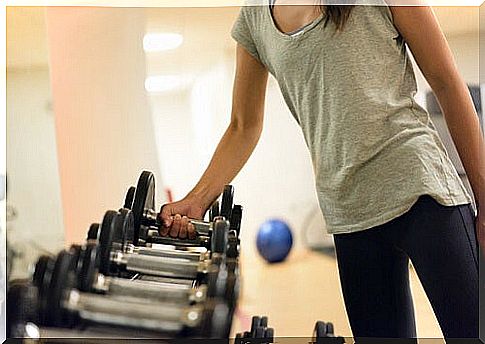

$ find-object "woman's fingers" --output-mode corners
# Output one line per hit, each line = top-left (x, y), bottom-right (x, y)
(169, 214), (182, 238)
(179, 216), (189, 239)
(158, 201), (202, 239)
(163, 215), (196, 239)
(159, 219), (171, 236)
(187, 222), (196, 240)
(159, 205), (174, 227)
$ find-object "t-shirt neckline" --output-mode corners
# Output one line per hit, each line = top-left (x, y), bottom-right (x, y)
(266, 1), (326, 40)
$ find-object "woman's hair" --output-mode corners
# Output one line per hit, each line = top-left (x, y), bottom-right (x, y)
(320, 5), (354, 30)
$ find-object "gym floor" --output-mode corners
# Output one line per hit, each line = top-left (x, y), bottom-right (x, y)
(232, 247), (444, 342)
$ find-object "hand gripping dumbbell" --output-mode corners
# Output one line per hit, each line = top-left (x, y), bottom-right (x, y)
(126, 171), (242, 251)
(99, 207), (238, 266)
(86, 211), (208, 267)
(31, 251), (234, 337)
(91, 209), (240, 308)
(95, 209), (234, 280)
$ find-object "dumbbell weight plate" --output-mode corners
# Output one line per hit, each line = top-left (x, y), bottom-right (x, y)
(250, 316), (260, 336)
(211, 218), (229, 254)
(46, 250), (75, 327)
(225, 271), (239, 309)
(78, 244), (99, 292)
(124, 186), (136, 210)
(220, 185), (234, 222)
(326, 322), (334, 336)
(199, 300), (230, 338)
(116, 208), (135, 252)
(209, 201), (220, 222)
(6, 280), (39, 338)
(314, 321), (329, 338)
(255, 327), (265, 338)
(69, 245), (82, 267)
(87, 223), (100, 241)
(38, 256), (56, 325)
(230, 205), (242, 237)
(132, 171), (156, 245)
(33, 255), (50, 288)
(313, 321), (344, 344)
(98, 210), (119, 276)
(227, 230), (239, 259)
(265, 328), (274, 341)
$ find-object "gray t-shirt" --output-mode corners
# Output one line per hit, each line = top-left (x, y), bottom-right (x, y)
(231, 4), (471, 234)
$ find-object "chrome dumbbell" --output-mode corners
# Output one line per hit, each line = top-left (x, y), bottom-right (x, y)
(68, 244), (209, 305)
(95, 210), (230, 280)
(33, 251), (233, 337)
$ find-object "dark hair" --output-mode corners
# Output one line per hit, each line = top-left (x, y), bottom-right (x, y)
(320, 5), (354, 31)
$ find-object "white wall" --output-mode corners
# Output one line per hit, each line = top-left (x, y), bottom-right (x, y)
(46, 7), (163, 244)
(6, 67), (65, 279)
(414, 31), (480, 102)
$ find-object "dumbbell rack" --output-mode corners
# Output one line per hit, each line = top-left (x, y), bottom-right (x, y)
(6, 170), (269, 342)
(6, 170), (344, 343)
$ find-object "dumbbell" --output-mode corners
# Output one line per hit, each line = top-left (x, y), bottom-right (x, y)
(33, 251), (233, 337)
(86, 210), (208, 265)
(125, 186), (222, 224)
(95, 209), (232, 280)
(312, 321), (345, 344)
(114, 205), (239, 261)
(101, 209), (211, 265)
(6, 279), (39, 338)
(235, 316), (274, 344)
(68, 244), (234, 306)
(128, 171), (242, 247)
(93, 209), (240, 306)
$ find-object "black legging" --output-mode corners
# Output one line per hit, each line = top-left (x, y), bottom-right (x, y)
(334, 195), (479, 342)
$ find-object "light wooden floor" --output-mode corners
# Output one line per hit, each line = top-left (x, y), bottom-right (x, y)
(231, 248), (445, 342)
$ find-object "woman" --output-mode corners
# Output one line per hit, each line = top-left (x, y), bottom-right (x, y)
(159, 1), (484, 340)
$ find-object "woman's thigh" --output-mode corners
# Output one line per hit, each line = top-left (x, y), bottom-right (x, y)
(334, 226), (417, 340)
(398, 196), (479, 339)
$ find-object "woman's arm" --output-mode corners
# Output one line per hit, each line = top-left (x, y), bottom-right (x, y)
(159, 44), (269, 238)
(390, 6), (485, 250)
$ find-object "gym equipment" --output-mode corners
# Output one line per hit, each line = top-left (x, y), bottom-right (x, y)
(66, 243), (239, 308)
(86, 223), (100, 242)
(235, 315), (274, 344)
(28, 250), (233, 337)
(6, 169), (267, 341)
(81, 209), (240, 308)
(312, 321), (345, 343)
(127, 171), (242, 247)
(94, 209), (231, 279)
(6, 280), (39, 338)
(256, 219), (293, 263)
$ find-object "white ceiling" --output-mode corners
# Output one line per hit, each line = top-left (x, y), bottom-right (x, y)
(6, 6), (482, 70)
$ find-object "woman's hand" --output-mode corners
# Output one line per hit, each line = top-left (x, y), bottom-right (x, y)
(158, 196), (206, 239)
(477, 209), (485, 257)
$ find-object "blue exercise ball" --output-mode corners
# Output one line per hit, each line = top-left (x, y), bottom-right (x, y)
(256, 219), (293, 263)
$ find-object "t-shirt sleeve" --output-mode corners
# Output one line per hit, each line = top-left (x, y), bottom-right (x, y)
(231, 6), (262, 63)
